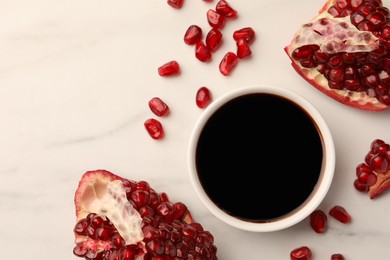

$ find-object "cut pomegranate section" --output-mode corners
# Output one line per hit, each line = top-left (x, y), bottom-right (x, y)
(196, 86), (212, 108)
(158, 60), (181, 77)
(73, 170), (218, 259)
(354, 138), (390, 198)
(329, 205), (352, 223)
(290, 246), (312, 260)
(148, 97), (169, 117)
(309, 209), (328, 233)
(285, 0), (390, 111)
(144, 118), (164, 140)
(219, 52), (238, 76)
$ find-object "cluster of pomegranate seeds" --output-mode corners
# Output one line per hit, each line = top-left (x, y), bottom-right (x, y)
(144, 118), (164, 140)
(167, 0), (184, 9)
(354, 138), (390, 198)
(196, 87), (212, 108)
(158, 60), (181, 77)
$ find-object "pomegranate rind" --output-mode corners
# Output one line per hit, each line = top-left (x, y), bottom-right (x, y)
(284, 0), (389, 111)
(368, 171), (390, 199)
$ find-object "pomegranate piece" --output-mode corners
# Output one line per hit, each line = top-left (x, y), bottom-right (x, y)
(309, 209), (327, 233)
(196, 86), (212, 108)
(167, 0), (184, 9)
(206, 28), (223, 52)
(290, 246), (312, 260)
(215, 0), (237, 19)
(284, 0), (390, 111)
(184, 25), (203, 45)
(354, 138), (390, 198)
(331, 253), (345, 260)
(233, 27), (256, 44)
(158, 60), (180, 77)
(73, 170), (218, 259)
(236, 38), (252, 59)
(219, 52), (238, 76)
(207, 9), (225, 29)
(144, 118), (164, 140)
(148, 97), (169, 117)
(195, 40), (212, 62)
(329, 205), (352, 223)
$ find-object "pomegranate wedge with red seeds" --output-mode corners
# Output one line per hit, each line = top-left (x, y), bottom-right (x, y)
(285, 0), (390, 111)
(354, 138), (390, 198)
(73, 170), (218, 259)
(144, 118), (164, 140)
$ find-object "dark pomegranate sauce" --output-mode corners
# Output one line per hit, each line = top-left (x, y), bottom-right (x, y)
(195, 93), (323, 222)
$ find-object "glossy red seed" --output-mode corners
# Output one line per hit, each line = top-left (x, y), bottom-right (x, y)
(357, 170), (377, 186)
(195, 41), (212, 62)
(196, 87), (212, 108)
(354, 178), (369, 192)
(233, 27), (255, 43)
(331, 253), (345, 260)
(206, 28), (223, 52)
(158, 60), (180, 77)
(184, 25), (203, 45)
(236, 38), (252, 59)
(219, 52), (238, 76)
(207, 9), (225, 29)
(167, 0), (184, 9)
(310, 209), (327, 233)
(148, 97), (169, 117)
(329, 205), (351, 223)
(144, 118), (164, 140)
(215, 0), (237, 18)
(370, 154), (389, 174)
(290, 246), (312, 260)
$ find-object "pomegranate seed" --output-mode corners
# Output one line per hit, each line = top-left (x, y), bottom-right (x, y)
(290, 246), (312, 260)
(354, 178), (369, 192)
(329, 205), (351, 223)
(148, 97), (169, 117)
(215, 0), (237, 18)
(144, 118), (164, 140)
(233, 27), (255, 43)
(370, 154), (389, 174)
(196, 87), (212, 109)
(236, 38), (252, 59)
(331, 253), (345, 260)
(158, 60), (180, 77)
(206, 28), (223, 52)
(207, 9), (225, 29)
(309, 209), (327, 233)
(219, 52), (238, 76)
(184, 25), (203, 45)
(357, 170), (377, 186)
(195, 41), (212, 62)
(167, 0), (184, 9)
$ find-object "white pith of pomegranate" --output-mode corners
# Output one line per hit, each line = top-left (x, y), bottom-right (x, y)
(285, 0), (390, 111)
(73, 170), (218, 259)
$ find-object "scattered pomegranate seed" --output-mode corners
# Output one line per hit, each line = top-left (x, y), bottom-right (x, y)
(158, 60), (180, 77)
(233, 27), (256, 43)
(207, 9), (225, 29)
(196, 87), (212, 108)
(236, 38), (252, 59)
(206, 28), (223, 52)
(310, 209), (327, 233)
(195, 41), (212, 62)
(290, 246), (312, 260)
(219, 52), (238, 76)
(184, 25), (203, 45)
(144, 118), (164, 140)
(329, 205), (352, 224)
(167, 0), (184, 9)
(331, 253), (345, 260)
(215, 0), (237, 18)
(148, 97), (169, 117)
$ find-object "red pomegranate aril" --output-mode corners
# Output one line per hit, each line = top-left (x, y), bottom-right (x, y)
(144, 118), (164, 140)
(196, 87), (212, 109)
(310, 209), (327, 233)
(370, 154), (389, 174)
(184, 25), (203, 45)
(195, 41), (212, 62)
(233, 27), (255, 43)
(357, 170), (377, 186)
(148, 97), (169, 117)
(207, 9), (225, 29)
(236, 38), (252, 59)
(354, 178), (369, 191)
(290, 246), (312, 260)
(158, 60), (180, 77)
(329, 205), (352, 223)
(331, 253), (345, 260)
(219, 52), (238, 76)
(206, 28), (223, 52)
(167, 0), (184, 9)
(215, 0), (237, 18)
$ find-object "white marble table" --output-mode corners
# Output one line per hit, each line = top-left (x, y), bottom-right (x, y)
(1, 0), (390, 259)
